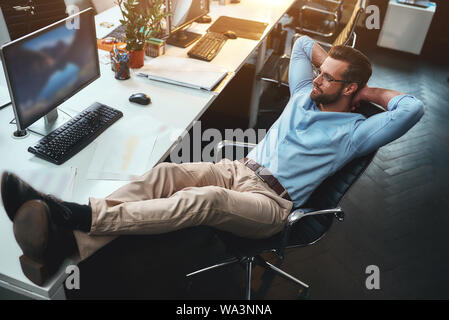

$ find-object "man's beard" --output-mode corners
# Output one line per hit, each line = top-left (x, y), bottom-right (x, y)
(310, 85), (344, 105)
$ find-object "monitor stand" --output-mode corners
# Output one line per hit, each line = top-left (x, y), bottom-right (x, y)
(27, 108), (71, 137)
(167, 30), (201, 48)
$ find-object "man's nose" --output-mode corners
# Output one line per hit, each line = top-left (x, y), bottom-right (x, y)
(313, 74), (322, 87)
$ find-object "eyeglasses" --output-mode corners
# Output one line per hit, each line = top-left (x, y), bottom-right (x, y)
(313, 68), (352, 84)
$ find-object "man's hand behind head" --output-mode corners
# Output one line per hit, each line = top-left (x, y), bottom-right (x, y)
(351, 85), (370, 111)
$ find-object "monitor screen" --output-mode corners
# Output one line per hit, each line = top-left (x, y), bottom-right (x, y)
(0, 8), (99, 130)
(170, 0), (209, 33)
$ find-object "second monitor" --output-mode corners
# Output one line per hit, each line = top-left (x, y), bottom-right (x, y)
(167, 0), (210, 48)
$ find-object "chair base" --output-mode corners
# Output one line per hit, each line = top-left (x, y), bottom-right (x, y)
(186, 255), (309, 300)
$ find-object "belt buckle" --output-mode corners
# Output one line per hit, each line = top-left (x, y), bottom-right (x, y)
(254, 167), (265, 182)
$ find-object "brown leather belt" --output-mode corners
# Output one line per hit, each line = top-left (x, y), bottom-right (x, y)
(240, 158), (291, 201)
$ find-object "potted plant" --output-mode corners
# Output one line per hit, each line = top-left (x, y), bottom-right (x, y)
(116, 0), (169, 68)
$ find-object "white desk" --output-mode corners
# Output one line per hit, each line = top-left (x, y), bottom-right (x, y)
(0, 0), (295, 299)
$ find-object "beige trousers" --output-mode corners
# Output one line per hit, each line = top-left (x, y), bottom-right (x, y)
(73, 159), (293, 260)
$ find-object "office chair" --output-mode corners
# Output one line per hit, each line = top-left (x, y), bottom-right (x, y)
(186, 101), (384, 299)
(298, 0), (345, 39)
(0, 0), (67, 41)
(259, 0), (364, 88)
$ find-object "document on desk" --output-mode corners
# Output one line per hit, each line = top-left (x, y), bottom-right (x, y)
(138, 56), (229, 92)
(86, 116), (169, 181)
(87, 133), (157, 181)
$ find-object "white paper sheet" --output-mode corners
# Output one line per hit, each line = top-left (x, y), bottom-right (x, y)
(4, 167), (77, 201)
(87, 132), (157, 181)
(86, 115), (172, 181)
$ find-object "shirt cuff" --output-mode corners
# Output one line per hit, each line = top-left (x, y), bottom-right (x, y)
(387, 94), (416, 111)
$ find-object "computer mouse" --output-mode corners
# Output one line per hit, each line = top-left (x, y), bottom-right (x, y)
(129, 93), (151, 105)
(223, 30), (237, 39)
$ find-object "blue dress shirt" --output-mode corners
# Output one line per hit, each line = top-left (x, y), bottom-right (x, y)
(247, 36), (424, 208)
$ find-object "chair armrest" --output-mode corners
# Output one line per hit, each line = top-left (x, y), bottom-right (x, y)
(314, 39), (333, 50)
(276, 207), (344, 259)
(301, 4), (339, 17)
(304, 0), (342, 11)
(214, 140), (257, 163)
(321, 0), (343, 4)
(288, 207), (345, 225)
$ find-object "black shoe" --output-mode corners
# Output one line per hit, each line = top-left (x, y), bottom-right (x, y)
(1, 171), (51, 222)
(13, 200), (77, 286)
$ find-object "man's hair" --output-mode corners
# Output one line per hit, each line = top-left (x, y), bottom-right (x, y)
(328, 45), (372, 92)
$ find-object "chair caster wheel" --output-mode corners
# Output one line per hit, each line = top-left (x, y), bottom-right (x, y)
(185, 279), (194, 296)
(298, 287), (310, 300)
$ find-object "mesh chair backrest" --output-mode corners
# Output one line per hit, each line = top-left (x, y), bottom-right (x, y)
(302, 101), (383, 209)
(287, 101), (383, 247)
(332, 0), (363, 47)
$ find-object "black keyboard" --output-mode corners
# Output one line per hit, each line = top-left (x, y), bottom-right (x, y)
(187, 32), (227, 62)
(28, 103), (123, 165)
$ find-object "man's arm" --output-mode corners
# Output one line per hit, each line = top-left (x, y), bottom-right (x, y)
(352, 85), (404, 111)
(311, 41), (328, 69)
(350, 88), (425, 157)
(289, 36), (328, 95)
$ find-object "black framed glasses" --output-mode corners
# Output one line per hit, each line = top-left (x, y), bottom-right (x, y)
(313, 68), (353, 84)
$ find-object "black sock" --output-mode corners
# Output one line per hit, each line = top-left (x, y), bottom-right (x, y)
(61, 201), (92, 232)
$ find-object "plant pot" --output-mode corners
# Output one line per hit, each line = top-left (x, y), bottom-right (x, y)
(129, 49), (145, 68)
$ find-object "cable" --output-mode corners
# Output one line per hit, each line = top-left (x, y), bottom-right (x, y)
(9, 108), (74, 137)
(0, 102), (12, 110)
(59, 108), (74, 119)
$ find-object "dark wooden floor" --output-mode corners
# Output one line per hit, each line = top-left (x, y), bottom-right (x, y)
(65, 26), (449, 300)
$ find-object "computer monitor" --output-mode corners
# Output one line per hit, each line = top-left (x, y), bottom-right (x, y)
(0, 8), (99, 137)
(104, 1), (170, 42)
(167, 0), (210, 48)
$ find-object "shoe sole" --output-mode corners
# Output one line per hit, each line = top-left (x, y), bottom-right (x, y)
(1, 171), (12, 220)
(13, 200), (50, 286)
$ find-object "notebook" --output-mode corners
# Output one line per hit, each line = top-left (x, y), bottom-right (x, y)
(138, 56), (228, 91)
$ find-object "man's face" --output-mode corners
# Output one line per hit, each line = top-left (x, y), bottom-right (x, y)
(311, 57), (349, 105)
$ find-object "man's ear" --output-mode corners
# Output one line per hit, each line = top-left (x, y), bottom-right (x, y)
(343, 83), (358, 96)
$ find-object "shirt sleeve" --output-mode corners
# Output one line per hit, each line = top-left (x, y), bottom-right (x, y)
(350, 94), (425, 157)
(289, 35), (315, 96)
